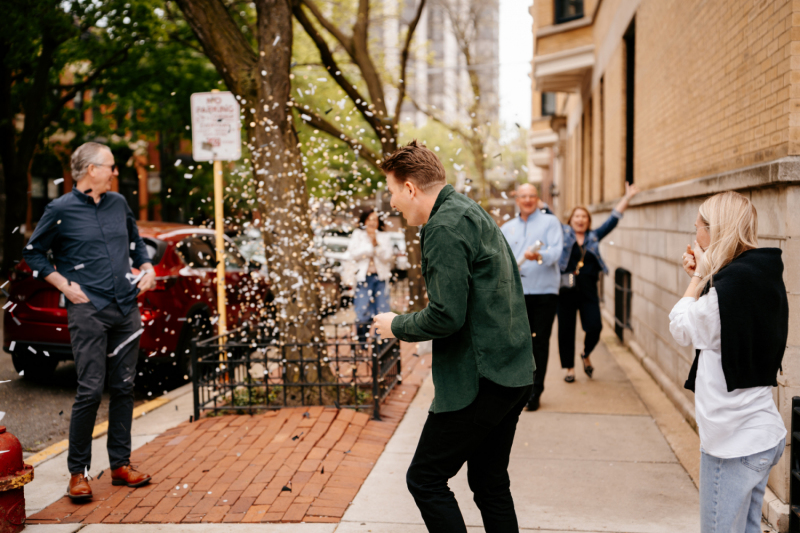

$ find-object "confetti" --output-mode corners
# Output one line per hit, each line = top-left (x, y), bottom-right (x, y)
(2, 301), (12, 310)
(54, 178), (64, 185)
(273, 35), (280, 46)
(0, 412), (4, 422)
(11, 227), (18, 234)
(9, 341), (15, 351)
(27, 346), (36, 354)
(0, 281), (7, 289)
(109, 328), (144, 357)
(18, 370), (24, 376)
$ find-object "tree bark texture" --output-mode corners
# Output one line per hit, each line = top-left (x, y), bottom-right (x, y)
(176, 0), (323, 346)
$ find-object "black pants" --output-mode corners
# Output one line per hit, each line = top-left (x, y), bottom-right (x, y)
(524, 294), (558, 398)
(557, 287), (602, 369)
(406, 379), (532, 532)
(66, 301), (141, 474)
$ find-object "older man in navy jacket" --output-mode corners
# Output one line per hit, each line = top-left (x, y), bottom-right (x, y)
(23, 142), (155, 500)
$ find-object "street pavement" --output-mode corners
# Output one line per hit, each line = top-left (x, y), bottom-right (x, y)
(0, 294), (205, 454)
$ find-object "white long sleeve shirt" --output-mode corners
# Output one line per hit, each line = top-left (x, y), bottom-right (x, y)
(346, 229), (394, 283)
(669, 288), (785, 458)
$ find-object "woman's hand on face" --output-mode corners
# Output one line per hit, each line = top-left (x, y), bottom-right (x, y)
(692, 241), (707, 277)
(682, 244), (697, 277)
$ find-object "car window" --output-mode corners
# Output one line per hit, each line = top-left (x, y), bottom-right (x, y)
(222, 239), (246, 270)
(128, 237), (166, 269)
(176, 237), (217, 268)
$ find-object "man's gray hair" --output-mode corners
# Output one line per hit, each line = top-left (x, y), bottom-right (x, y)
(71, 142), (111, 180)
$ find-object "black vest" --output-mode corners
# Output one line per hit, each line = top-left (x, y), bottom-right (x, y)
(684, 248), (788, 393)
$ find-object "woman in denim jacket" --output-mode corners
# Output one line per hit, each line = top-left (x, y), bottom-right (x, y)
(558, 183), (638, 383)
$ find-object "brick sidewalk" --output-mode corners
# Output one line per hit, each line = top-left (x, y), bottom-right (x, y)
(28, 342), (431, 525)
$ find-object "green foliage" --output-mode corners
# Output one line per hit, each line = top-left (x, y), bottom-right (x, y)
(2, 0), (225, 223)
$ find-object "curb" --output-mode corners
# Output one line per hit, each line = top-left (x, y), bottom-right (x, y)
(25, 382), (193, 467)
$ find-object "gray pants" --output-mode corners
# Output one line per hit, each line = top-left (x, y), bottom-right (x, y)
(66, 301), (141, 474)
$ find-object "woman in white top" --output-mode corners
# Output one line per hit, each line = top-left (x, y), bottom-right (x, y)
(669, 191), (788, 533)
(347, 209), (394, 341)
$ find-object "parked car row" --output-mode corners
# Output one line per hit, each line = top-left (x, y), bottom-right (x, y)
(2, 222), (275, 382)
(2, 221), (411, 382)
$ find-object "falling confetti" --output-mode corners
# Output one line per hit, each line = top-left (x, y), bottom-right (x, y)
(109, 329), (145, 357)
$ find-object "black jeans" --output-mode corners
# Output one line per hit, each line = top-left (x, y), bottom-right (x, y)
(524, 294), (558, 398)
(406, 379), (532, 533)
(557, 287), (602, 369)
(66, 301), (141, 474)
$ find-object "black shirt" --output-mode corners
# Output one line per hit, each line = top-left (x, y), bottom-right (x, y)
(22, 187), (151, 315)
(564, 242), (601, 299)
(684, 248), (788, 392)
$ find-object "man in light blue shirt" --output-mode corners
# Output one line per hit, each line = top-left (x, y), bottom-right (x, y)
(501, 183), (563, 410)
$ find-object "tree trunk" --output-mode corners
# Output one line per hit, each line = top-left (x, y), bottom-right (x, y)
(251, 0), (322, 346)
(176, 0), (323, 345)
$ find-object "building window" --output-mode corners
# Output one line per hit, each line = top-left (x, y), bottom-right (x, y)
(541, 92), (556, 116)
(555, 0), (584, 24)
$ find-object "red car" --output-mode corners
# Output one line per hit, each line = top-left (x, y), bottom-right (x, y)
(2, 222), (274, 382)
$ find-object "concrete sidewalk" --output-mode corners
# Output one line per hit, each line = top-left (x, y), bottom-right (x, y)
(337, 333), (701, 532)
(24, 332), (706, 533)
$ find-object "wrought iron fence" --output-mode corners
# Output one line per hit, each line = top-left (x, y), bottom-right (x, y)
(191, 322), (402, 421)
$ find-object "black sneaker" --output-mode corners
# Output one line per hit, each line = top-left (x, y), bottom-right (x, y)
(526, 395), (540, 411)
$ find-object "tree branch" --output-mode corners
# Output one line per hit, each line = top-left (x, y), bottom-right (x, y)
(44, 44), (132, 126)
(292, 2), (385, 136)
(349, 0), (387, 120)
(293, 106), (381, 169)
(174, 0), (258, 95)
(407, 93), (475, 142)
(298, 0), (353, 53)
(392, 0), (426, 128)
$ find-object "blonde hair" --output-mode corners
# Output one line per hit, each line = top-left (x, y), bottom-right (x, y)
(695, 191), (758, 296)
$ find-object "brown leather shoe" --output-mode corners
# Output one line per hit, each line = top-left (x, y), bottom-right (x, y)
(111, 464), (151, 488)
(67, 473), (93, 501)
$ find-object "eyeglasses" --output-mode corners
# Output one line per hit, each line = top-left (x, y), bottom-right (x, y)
(92, 162), (117, 172)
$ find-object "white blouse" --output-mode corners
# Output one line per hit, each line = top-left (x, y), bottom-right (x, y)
(669, 288), (785, 459)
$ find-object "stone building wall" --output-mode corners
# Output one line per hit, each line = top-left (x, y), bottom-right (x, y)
(533, 0), (800, 524)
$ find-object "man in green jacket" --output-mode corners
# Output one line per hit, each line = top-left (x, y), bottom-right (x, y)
(373, 141), (534, 532)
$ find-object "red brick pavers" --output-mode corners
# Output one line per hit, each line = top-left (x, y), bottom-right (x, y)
(28, 342), (431, 525)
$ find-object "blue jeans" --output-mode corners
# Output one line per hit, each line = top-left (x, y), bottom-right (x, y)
(700, 438), (785, 533)
(354, 274), (390, 339)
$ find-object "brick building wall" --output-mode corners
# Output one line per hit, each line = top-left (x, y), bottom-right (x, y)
(532, 0), (800, 526)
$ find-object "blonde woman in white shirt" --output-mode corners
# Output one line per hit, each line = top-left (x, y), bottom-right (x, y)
(347, 209), (395, 342)
(669, 191), (788, 533)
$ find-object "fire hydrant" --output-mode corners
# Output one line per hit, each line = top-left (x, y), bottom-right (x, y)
(0, 427), (33, 533)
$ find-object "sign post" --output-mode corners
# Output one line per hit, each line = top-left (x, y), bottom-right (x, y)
(190, 90), (241, 350)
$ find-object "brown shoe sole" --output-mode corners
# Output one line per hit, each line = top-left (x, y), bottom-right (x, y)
(111, 477), (151, 488)
(66, 491), (92, 501)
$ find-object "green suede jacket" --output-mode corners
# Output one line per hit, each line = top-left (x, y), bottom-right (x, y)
(390, 184), (534, 413)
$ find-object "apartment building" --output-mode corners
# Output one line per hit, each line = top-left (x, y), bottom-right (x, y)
(530, 0), (800, 528)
